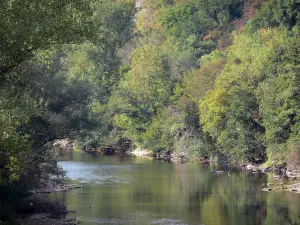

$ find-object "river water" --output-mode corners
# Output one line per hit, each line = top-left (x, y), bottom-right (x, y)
(49, 151), (300, 225)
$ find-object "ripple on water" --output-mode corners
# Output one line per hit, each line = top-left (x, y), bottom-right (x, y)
(58, 161), (132, 184)
(84, 217), (190, 225)
(151, 219), (189, 225)
(86, 218), (128, 224)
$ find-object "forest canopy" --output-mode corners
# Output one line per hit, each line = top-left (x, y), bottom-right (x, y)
(0, 0), (300, 220)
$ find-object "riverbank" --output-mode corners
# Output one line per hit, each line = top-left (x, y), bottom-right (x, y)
(243, 162), (300, 178)
(15, 184), (83, 225)
(242, 162), (300, 194)
(15, 194), (80, 225)
(129, 149), (213, 163)
(84, 147), (300, 178)
(1, 183), (84, 225)
(36, 183), (84, 194)
(129, 148), (300, 194)
(261, 182), (300, 193)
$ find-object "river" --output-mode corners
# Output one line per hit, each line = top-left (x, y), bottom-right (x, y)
(49, 151), (300, 225)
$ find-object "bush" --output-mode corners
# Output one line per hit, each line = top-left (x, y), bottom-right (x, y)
(173, 129), (215, 161)
(266, 143), (288, 166)
(287, 143), (300, 171)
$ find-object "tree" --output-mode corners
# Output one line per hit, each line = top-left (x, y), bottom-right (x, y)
(0, 0), (92, 77)
(247, 0), (300, 30)
(196, 0), (244, 26)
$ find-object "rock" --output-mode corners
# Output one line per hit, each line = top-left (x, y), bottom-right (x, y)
(130, 148), (152, 157)
(211, 170), (225, 174)
(246, 164), (255, 170)
(37, 184), (83, 194)
(262, 188), (272, 192)
(70, 184), (83, 189)
(245, 163), (264, 174)
(53, 138), (73, 152)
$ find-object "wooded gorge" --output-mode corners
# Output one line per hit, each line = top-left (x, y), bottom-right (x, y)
(0, 0), (300, 222)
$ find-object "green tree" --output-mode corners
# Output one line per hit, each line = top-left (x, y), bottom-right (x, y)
(248, 0), (300, 30)
(0, 0), (92, 77)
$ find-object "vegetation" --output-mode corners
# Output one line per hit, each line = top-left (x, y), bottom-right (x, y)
(0, 0), (300, 221)
(0, 0), (135, 220)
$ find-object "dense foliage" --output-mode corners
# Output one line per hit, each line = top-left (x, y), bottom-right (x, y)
(105, 0), (300, 164)
(0, 0), (300, 221)
(0, 0), (135, 220)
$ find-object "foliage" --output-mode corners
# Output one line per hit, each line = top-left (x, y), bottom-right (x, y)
(0, 0), (134, 220)
(92, 0), (300, 164)
(1, 2), (300, 222)
(248, 0), (300, 30)
(0, 0), (92, 77)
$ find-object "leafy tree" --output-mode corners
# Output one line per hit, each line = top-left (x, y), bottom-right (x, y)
(196, 0), (244, 25)
(258, 28), (300, 163)
(177, 53), (226, 127)
(104, 43), (174, 144)
(159, 3), (211, 38)
(0, 0), (135, 200)
(248, 0), (300, 30)
(0, 0), (92, 77)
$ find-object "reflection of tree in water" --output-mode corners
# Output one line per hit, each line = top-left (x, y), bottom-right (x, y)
(263, 191), (300, 225)
(56, 156), (300, 225)
(197, 172), (266, 225)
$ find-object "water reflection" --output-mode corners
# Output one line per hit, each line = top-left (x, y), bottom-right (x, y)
(60, 161), (133, 184)
(50, 151), (300, 225)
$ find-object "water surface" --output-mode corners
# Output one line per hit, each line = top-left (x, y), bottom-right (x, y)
(49, 152), (300, 225)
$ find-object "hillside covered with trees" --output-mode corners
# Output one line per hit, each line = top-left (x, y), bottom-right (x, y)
(0, 0), (299, 222)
